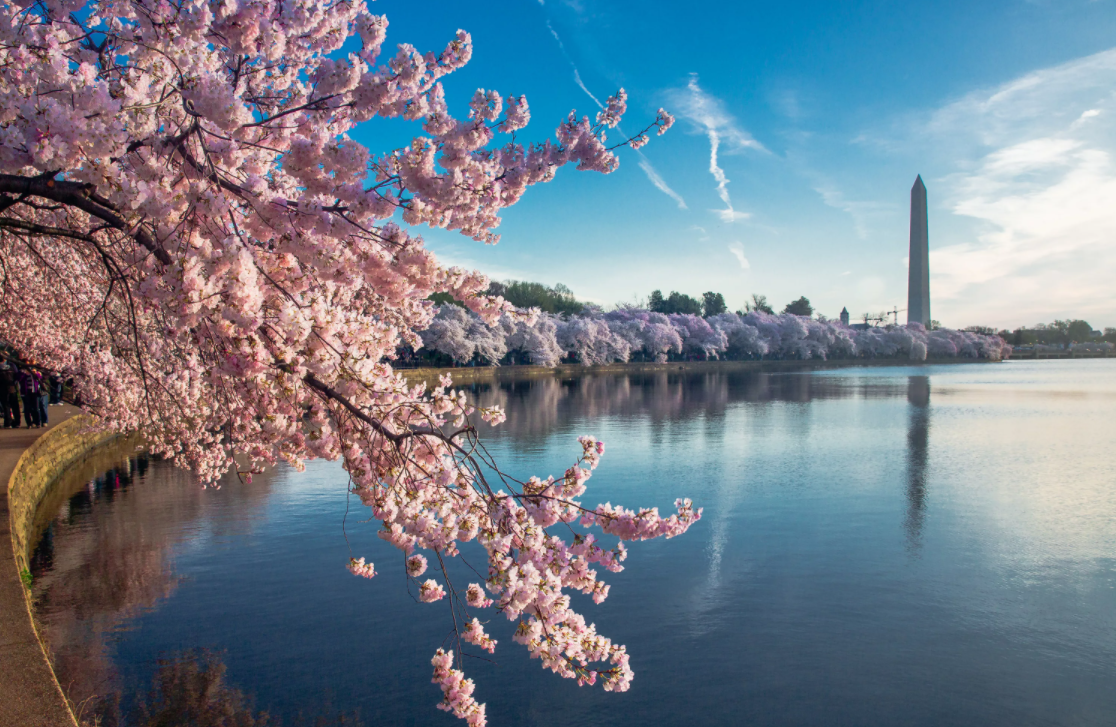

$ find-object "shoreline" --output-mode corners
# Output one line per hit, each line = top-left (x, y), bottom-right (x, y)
(2, 408), (125, 727)
(399, 356), (1003, 387)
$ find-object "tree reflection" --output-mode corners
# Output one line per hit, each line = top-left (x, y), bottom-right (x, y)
(463, 369), (908, 439)
(134, 650), (275, 727)
(29, 454), (276, 726)
(905, 376), (931, 552)
(128, 650), (362, 727)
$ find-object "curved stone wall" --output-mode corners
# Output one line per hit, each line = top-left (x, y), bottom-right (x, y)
(9, 415), (123, 576)
(4, 414), (126, 727)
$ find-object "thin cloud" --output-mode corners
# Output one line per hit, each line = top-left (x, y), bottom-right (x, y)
(717, 208), (752, 222)
(918, 47), (1116, 325)
(729, 241), (750, 270)
(668, 74), (766, 223)
(813, 183), (892, 239)
(542, 18), (685, 209)
(570, 68), (603, 109)
(639, 158), (687, 209)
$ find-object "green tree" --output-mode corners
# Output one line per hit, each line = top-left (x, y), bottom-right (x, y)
(702, 292), (727, 317)
(783, 296), (813, 317)
(489, 280), (584, 315)
(744, 294), (774, 315)
(665, 291), (703, 315)
(1066, 319), (1094, 342)
(649, 289), (666, 313)
(427, 292), (464, 307)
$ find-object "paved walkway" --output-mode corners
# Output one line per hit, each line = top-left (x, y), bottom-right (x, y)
(0, 404), (82, 727)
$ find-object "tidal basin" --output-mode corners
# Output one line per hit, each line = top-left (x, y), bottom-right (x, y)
(30, 359), (1116, 726)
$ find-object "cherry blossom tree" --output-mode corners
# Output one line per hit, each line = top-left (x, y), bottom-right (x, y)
(420, 305), (509, 365)
(707, 312), (768, 359)
(668, 313), (726, 359)
(506, 311), (565, 366)
(0, 1), (691, 723)
(556, 315), (630, 365)
(426, 304), (1010, 367)
(603, 309), (682, 363)
(421, 304), (476, 364)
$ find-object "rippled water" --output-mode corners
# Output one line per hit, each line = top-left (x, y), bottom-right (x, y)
(30, 360), (1116, 726)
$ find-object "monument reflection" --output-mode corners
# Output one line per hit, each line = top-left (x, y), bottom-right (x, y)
(905, 376), (930, 552)
(23, 361), (1116, 727)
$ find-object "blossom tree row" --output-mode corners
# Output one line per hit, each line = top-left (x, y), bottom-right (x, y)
(0, 0), (696, 723)
(417, 305), (1012, 367)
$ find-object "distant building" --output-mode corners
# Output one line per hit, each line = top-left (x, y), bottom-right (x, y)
(840, 307), (850, 326)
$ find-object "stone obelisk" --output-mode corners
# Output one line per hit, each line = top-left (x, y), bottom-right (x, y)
(907, 175), (930, 327)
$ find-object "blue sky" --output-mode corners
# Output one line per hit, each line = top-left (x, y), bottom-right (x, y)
(358, 0), (1116, 329)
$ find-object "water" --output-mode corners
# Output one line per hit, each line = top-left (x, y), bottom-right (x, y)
(29, 360), (1116, 726)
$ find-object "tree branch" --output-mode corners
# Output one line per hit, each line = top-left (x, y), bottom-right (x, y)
(0, 173), (173, 265)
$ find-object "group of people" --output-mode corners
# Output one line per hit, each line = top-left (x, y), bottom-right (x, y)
(0, 360), (63, 429)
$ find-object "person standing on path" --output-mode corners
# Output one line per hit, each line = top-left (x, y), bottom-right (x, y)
(38, 375), (49, 425)
(0, 363), (19, 428)
(18, 366), (41, 428)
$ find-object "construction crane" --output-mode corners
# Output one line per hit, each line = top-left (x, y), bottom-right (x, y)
(889, 306), (907, 325)
(861, 312), (888, 328)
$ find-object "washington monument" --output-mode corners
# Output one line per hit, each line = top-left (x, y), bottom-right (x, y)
(907, 175), (930, 327)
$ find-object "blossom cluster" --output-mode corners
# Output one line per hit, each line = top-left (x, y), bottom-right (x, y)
(0, 0), (686, 723)
(432, 649), (486, 726)
(356, 431), (700, 710)
(348, 557), (377, 579)
(418, 306), (1013, 366)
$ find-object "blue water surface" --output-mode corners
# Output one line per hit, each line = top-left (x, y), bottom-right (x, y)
(30, 360), (1116, 726)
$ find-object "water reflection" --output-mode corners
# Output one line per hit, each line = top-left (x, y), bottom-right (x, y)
(461, 369), (909, 438)
(26, 362), (1116, 727)
(131, 650), (361, 727)
(905, 376), (930, 552)
(30, 453), (276, 726)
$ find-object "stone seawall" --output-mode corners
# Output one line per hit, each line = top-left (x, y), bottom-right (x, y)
(400, 356), (997, 387)
(2, 410), (127, 727)
(9, 416), (123, 578)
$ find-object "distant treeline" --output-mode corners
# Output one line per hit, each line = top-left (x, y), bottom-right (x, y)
(989, 320), (1116, 346)
(433, 281), (815, 320)
(400, 304), (1009, 370)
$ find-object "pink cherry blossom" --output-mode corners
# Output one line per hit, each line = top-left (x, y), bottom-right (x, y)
(419, 579), (447, 603)
(348, 557), (377, 579)
(0, 2), (691, 721)
(407, 554), (429, 578)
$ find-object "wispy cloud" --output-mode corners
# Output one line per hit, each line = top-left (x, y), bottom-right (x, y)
(918, 48), (1116, 325)
(570, 68), (603, 108)
(544, 19), (598, 107)
(542, 18), (684, 209)
(639, 158), (687, 209)
(668, 74), (766, 223)
(729, 241), (750, 270)
(812, 183), (893, 239)
(772, 88), (803, 121)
